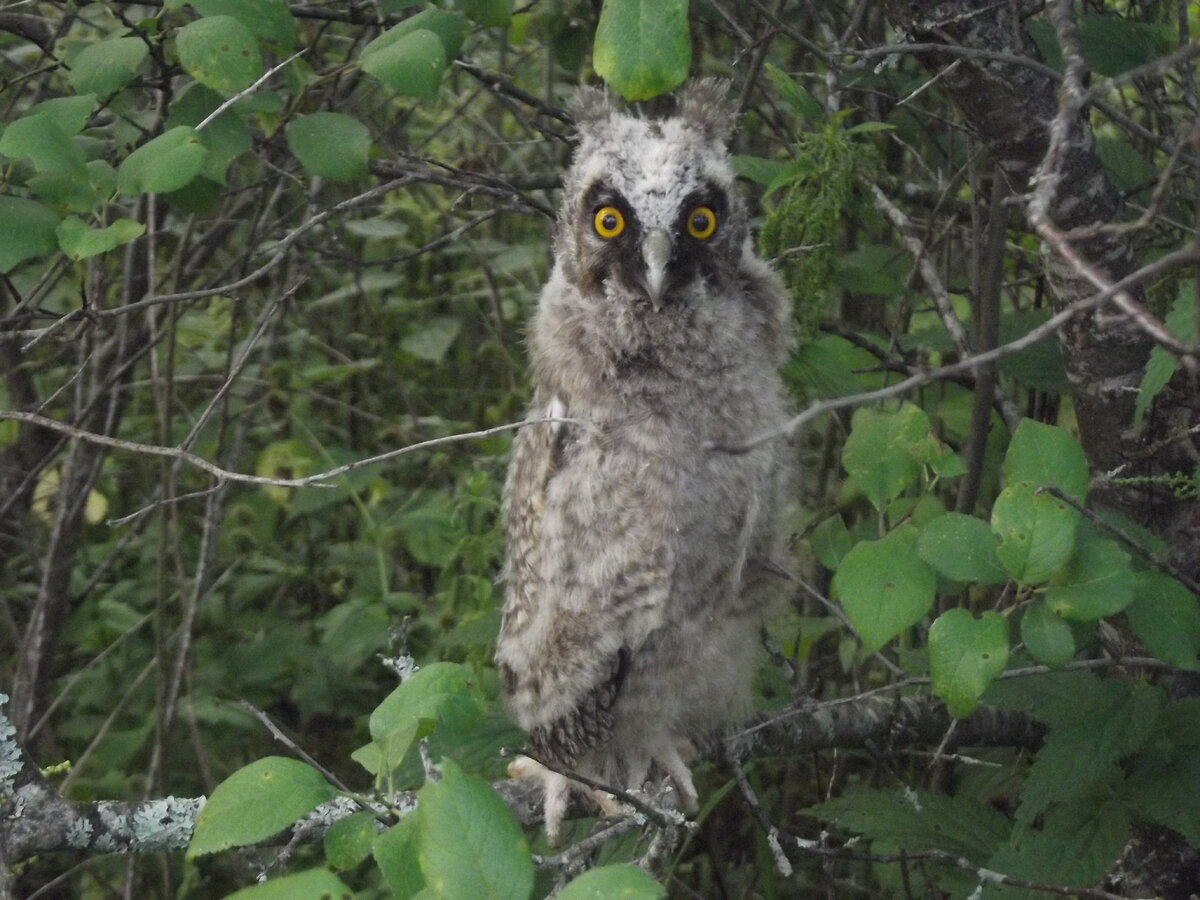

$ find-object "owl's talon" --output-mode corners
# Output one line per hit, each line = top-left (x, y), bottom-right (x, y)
(508, 755), (570, 846)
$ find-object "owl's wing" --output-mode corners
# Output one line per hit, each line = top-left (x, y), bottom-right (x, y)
(497, 395), (672, 765)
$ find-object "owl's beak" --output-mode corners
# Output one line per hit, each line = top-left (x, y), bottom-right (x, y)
(640, 228), (671, 309)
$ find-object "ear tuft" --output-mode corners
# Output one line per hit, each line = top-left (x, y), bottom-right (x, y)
(568, 84), (617, 137)
(674, 78), (738, 142)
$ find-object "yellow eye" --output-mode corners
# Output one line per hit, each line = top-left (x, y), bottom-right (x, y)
(687, 206), (717, 240)
(593, 206), (625, 239)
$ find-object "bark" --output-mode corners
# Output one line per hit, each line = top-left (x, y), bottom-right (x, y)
(883, 0), (1154, 495)
(0, 691), (1039, 868)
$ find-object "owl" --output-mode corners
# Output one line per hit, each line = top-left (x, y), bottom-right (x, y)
(496, 79), (792, 841)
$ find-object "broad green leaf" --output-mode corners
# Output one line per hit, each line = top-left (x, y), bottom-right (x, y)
(764, 63), (823, 122)
(990, 483), (1078, 585)
(1015, 680), (1161, 827)
(1043, 533), (1133, 622)
(459, 0), (513, 27)
(1020, 600), (1075, 667)
(987, 799), (1130, 899)
(360, 28), (447, 100)
(0, 196), (59, 272)
(807, 785), (1010, 863)
(324, 810), (379, 870)
(177, 15), (262, 92)
(783, 335), (873, 399)
(418, 759), (533, 900)
(831, 524), (935, 654)
(223, 867), (353, 900)
(188, 0), (296, 52)
(187, 757), (336, 857)
(0, 116), (86, 174)
(916, 513), (1007, 585)
(732, 155), (790, 187)
(56, 217), (145, 260)
(842, 403), (929, 510)
(400, 316), (462, 363)
(1002, 419), (1089, 500)
(286, 113), (371, 181)
(558, 864), (666, 899)
(361, 9), (469, 61)
(982, 668), (1109, 729)
(365, 662), (484, 774)
(22, 94), (96, 135)
(1135, 284), (1195, 427)
(68, 37), (148, 95)
(166, 83), (252, 183)
(929, 608), (1009, 717)
(1126, 706), (1200, 843)
(375, 815), (425, 898)
(1125, 571), (1200, 669)
(396, 492), (461, 566)
(810, 514), (852, 571)
(594, 0), (690, 100)
(117, 127), (209, 196)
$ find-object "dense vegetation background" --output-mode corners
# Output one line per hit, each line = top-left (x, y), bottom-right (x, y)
(1, 0), (1198, 897)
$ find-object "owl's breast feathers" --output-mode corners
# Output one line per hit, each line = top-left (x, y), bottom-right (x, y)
(497, 351), (786, 768)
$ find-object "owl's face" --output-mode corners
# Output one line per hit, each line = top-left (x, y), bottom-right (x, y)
(559, 82), (746, 311)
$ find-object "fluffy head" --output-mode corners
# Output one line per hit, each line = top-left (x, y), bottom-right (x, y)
(558, 80), (747, 308)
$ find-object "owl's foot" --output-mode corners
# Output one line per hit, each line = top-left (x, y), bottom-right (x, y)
(651, 741), (699, 815)
(508, 755), (571, 846)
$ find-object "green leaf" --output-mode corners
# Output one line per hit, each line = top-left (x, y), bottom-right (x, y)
(558, 864), (666, 899)
(928, 608), (1009, 717)
(810, 514), (852, 571)
(0, 115), (87, 174)
(56, 217), (145, 260)
(22, 94), (96, 135)
(1002, 419), (1089, 500)
(0, 196), (60, 272)
(783, 335), (873, 398)
(176, 15), (262, 92)
(365, 662), (484, 774)
(1078, 14), (1173, 76)
(1125, 571), (1200, 670)
(593, 0), (690, 101)
(324, 810), (378, 870)
(400, 316), (462, 363)
(732, 155), (790, 187)
(832, 524), (935, 654)
(187, 757), (336, 857)
(223, 868), (354, 900)
(763, 63), (824, 122)
(165, 83), (253, 183)
(188, 0), (296, 52)
(375, 815), (425, 898)
(418, 759), (534, 900)
(458, 0), (513, 27)
(1135, 284), (1195, 427)
(117, 126), (209, 196)
(360, 28), (448, 100)
(286, 113), (371, 181)
(988, 799), (1130, 898)
(1020, 600), (1075, 667)
(842, 403), (930, 510)
(68, 37), (148, 95)
(916, 513), (1007, 585)
(1043, 532), (1133, 622)
(808, 785), (1010, 863)
(361, 9), (469, 61)
(990, 483), (1079, 585)
(396, 492), (461, 566)
(1015, 680), (1161, 827)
